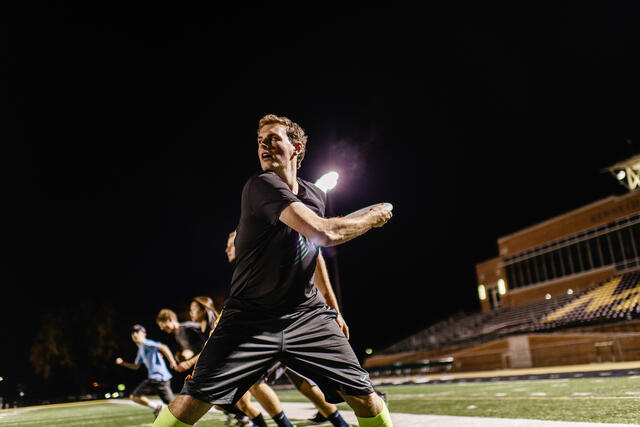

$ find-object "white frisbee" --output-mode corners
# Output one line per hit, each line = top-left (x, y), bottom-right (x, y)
(345, 202), (393, 218)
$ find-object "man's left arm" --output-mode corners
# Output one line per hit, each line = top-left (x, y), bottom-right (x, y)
(158, 343), (178, 371)
(315, 250), (349, 340)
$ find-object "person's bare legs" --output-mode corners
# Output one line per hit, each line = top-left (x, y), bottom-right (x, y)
(130, 395), (156, 409)
(297, 381), (337, 417)
(340, 392), (383, 417)
(166, 394), (213, 425)
(235, 391), (261, 418)
(248, 382), (282, 417)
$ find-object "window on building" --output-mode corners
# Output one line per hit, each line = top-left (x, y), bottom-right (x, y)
(629, 223), (640, 258)
(610, 231), (624, 263)
(544, 252), (556, 280)
(620, 226), (636, 260)
(589, 237), (603, 268)
(537, 254), (548, 282)
(553, 249), (565, 277)
(515, 262), (525, 288)
(599, 234), (613, 265)
(561, 246), (573, 275)
(529, 257), (539, 284)
(579, 241), (591, 271)
(570, 244), (583, 273)
(519, 259), (530, 286)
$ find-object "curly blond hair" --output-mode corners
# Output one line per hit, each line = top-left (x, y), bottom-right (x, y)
(258, 114), (308, 169)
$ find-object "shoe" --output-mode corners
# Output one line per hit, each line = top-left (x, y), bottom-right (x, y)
(225, 412), (235, 425)
(309, 411), (328, 423)
(153, 405), (163, 419)
(235, 415), (252, 426)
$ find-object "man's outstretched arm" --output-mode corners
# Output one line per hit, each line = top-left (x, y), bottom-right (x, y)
(279, 202), (392, 247)
(115, 357), (141, 370)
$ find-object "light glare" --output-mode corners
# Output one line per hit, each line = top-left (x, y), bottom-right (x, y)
(315, 171), (339, 193)
(497, 279), (507, 295)
(478, 284), (487, 301)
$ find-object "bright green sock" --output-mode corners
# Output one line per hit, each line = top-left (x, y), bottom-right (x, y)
(356, 402), (393, 427)
(153, 406), (193, 427)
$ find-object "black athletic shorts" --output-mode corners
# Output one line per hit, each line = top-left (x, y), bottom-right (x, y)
(263, 361), (317, 388)
(131, 379), (174, 404)
(181, 305), (375, 405)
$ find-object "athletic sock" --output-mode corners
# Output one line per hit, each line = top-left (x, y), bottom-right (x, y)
(251, 413), (267, 427)
(152, 406), (192, 427)
(356, 402), (393, 427)
(271, 410), (293, 427)
(327, 410), (349, 427)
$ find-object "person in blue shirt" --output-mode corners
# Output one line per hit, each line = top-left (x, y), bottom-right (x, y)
(116, 324), (178, 419)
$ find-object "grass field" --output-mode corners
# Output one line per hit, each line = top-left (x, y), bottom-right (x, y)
(1, 376), (640, 426)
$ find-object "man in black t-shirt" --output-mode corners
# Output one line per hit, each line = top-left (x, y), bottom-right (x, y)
(153, 114), (393, 427)
(156, 309), (206, 363)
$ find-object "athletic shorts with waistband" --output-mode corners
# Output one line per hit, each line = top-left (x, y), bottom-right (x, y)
(180, 305), (375, 405)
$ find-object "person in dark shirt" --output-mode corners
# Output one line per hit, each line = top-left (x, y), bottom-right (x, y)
(227, 229), (350, 427)
(153, 114), (393, 427)
(156, 309), (206, 365)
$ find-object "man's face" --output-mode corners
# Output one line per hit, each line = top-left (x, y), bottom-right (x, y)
(225, 231), (236, 263)
(257, 123), (299, 171)
(131, 330), (146, 344)
(157, 320), (176, 334)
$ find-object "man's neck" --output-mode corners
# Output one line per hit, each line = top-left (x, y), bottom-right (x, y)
(271, 163), (299, 194)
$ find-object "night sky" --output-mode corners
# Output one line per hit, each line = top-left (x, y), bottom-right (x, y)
(5, 5), (640, 400)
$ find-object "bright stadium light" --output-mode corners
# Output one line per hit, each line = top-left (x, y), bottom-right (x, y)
(315, 171), (339, 193)
(497, 279), (507, 295)
(117, 384), (126, 391)
(606, 155), (640, 191)
(478, 284), (487, 301)
(545, 293), (552, 300)
(112, 392), (119, 398)
(105, 393), (111, 399)
(567, 288), (574, 295)
(365, 348), (373, 355)
(0, 377), (3, 382)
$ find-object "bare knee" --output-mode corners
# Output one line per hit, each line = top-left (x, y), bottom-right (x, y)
(250, 383), (282, 417)
(168, 394), (213, 425)
(236, 392), (260, 418)
(342, 392), (383, 417)
(298, 383), (336, 416)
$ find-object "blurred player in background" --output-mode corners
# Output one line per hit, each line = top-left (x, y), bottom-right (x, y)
(115, 324), (178, 419)
(156, 309), (206, 365)
(188, 295), (292, 427)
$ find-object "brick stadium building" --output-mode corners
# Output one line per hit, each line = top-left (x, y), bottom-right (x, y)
(365, 156), (640, 376)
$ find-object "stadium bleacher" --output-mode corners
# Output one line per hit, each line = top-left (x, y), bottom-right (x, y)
(383, 271), (640, 355)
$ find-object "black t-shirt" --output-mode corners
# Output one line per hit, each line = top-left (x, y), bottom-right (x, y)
(225, 171), (327, 313)
(176, 322), (207, 353)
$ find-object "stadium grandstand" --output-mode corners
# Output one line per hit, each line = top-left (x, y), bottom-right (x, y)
(365, 156), (640, 377)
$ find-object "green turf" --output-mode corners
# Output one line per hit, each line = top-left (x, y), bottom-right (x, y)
(1, 376), (639, 425)
(371, 376), (640, 424)
(0, 401), (339, 426)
